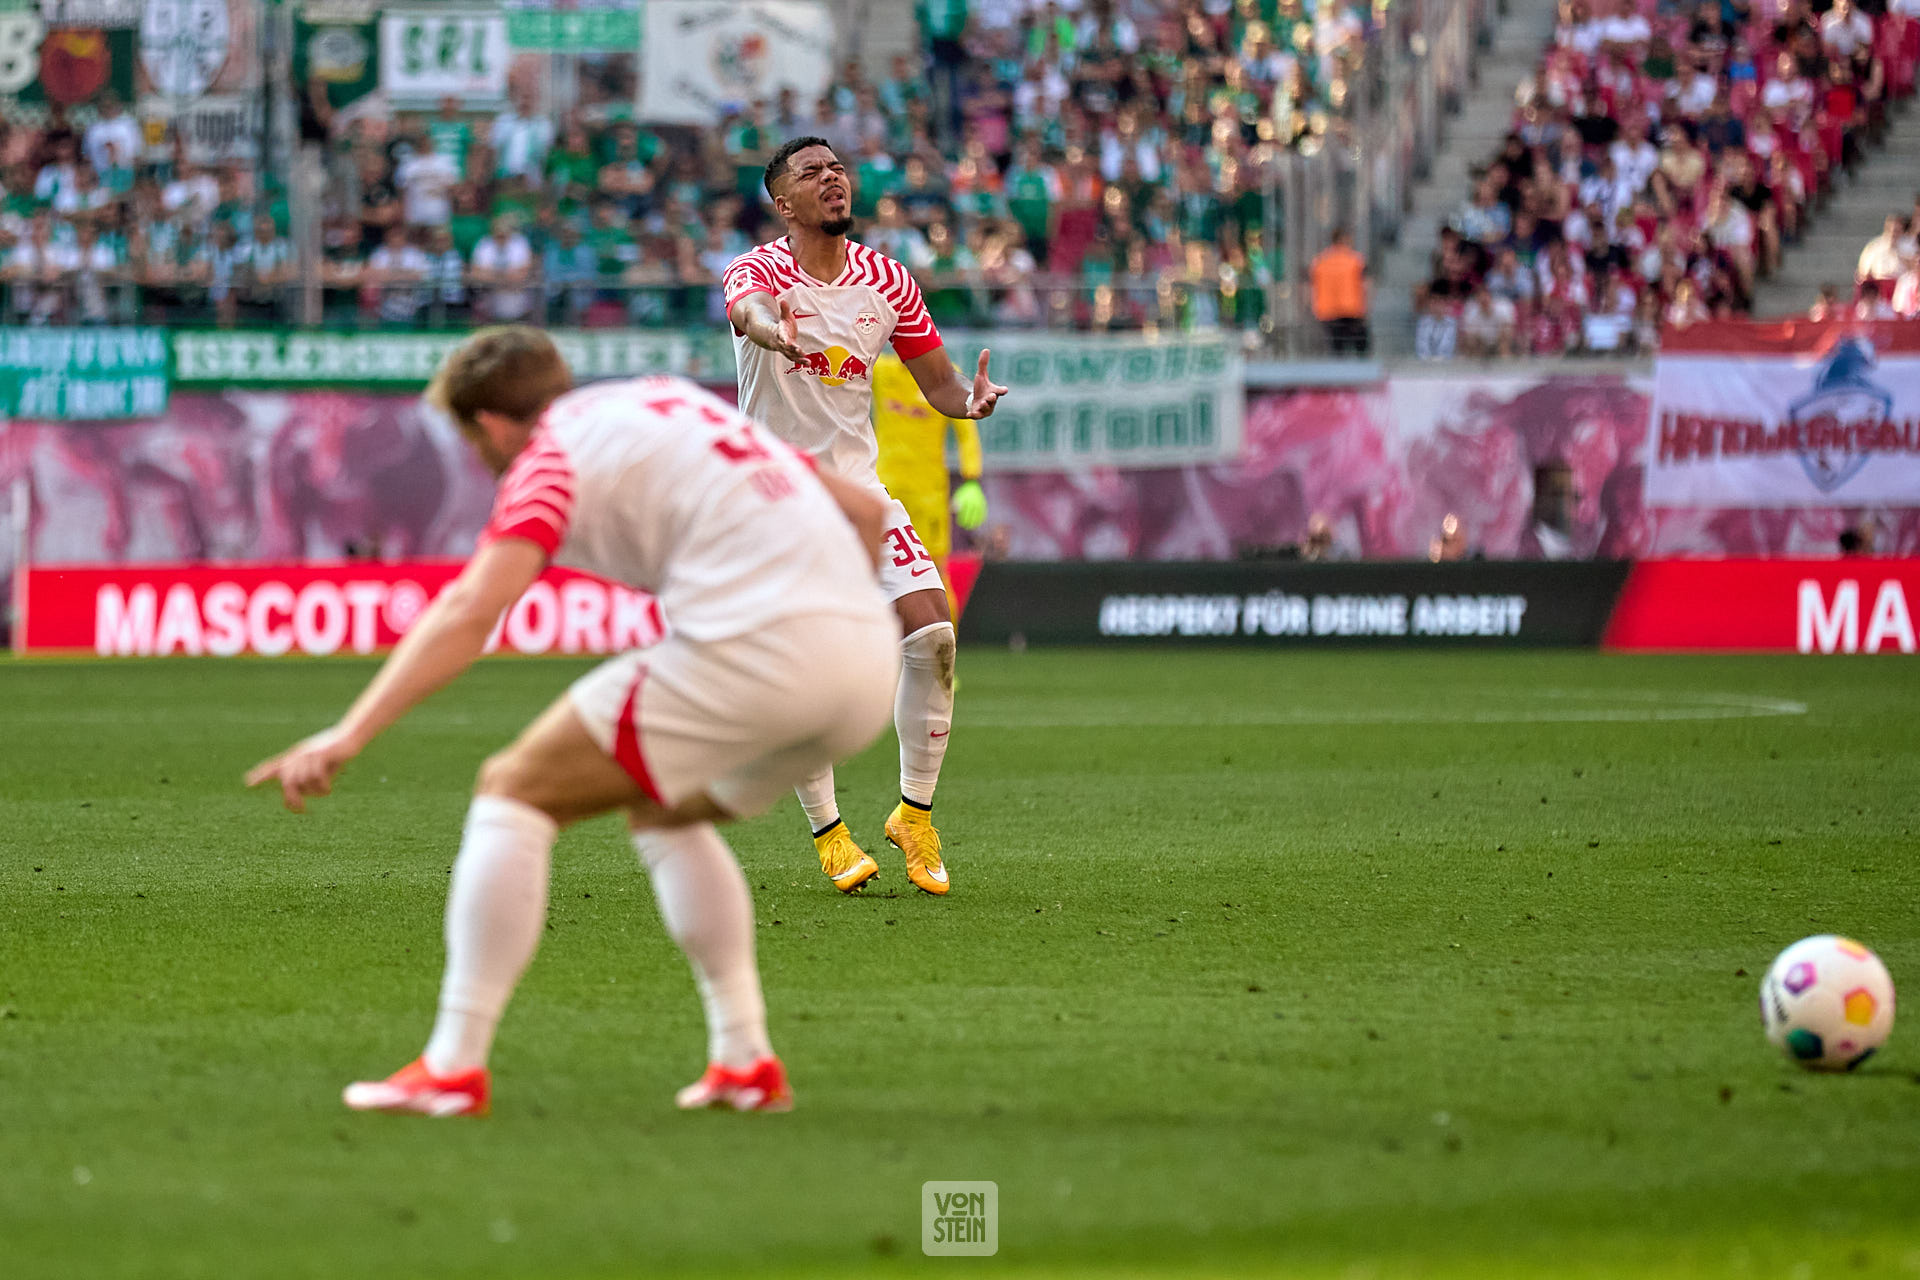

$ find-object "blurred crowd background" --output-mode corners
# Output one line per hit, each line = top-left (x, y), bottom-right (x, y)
(1, 0), (1913, 351)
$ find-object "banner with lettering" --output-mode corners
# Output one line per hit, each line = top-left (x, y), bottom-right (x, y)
(379, 5), (510, 105)
(19, 561), (667, 656)
(1645, 320), (1920, 508)
(947, 332), (1244, 472)
(0, 327), (169, 419)
(170, 328), (740, 388)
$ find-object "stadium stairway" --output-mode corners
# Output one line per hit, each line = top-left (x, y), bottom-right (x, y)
(1373, 0), (1566, 350)
(1748, 105), (1920, 317)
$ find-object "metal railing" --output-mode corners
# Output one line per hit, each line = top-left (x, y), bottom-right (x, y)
(1263, 0), (1499, 356)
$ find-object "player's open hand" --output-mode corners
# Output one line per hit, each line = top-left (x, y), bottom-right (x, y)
(963, 349), (1009, 419)
(246, 725), (361, 813)
(766, 297), (808, 363)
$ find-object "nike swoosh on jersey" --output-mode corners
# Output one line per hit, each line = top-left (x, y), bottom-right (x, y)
(909, 565), (936, 577)
(789, 311), (819, 319)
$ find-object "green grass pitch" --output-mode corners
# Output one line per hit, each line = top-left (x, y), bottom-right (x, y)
(3, 649), (1918, 1279)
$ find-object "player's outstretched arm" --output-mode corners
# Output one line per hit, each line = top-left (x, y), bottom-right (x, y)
(245, 539), (547, 812)
(907, 347), (1008, 421)
(729, 293), (808, 363)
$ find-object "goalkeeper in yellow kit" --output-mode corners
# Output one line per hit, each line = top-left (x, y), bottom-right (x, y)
(871, 352), (988, 588)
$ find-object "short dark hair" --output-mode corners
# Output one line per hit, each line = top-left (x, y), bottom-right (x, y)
(765, 135), (833, 200)
(427, 326), (572, 438)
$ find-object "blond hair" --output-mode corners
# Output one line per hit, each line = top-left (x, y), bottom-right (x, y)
(425, 326), (572, 438)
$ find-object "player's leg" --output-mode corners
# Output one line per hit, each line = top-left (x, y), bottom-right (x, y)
(888, 577), (957, 896)
(631, 815), (791, 1112)
(645, 615), (896, 1109)
(345, 685), (677, 1117)
(794, 763), (878, 893)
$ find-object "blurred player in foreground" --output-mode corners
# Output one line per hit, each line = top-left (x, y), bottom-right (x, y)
(725, 136), (1007, 897)
(872, 351), (989, 592)
(246, 328), (898, 1116)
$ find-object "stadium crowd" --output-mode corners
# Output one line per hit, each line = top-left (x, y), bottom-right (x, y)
(1815, 199), (1920, 315)
(1417, 0), (1920, 360)
(0, 0), (1388, 335)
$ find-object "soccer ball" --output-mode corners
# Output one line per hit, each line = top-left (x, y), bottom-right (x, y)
(1759, 935), (1896, 1071)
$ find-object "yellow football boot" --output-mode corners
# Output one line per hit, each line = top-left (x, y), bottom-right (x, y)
(885, 801), (950, 895)
(814, 821), (879, 893)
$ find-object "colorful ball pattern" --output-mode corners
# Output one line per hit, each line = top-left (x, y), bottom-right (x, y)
(1759, 935), (1897, 1072)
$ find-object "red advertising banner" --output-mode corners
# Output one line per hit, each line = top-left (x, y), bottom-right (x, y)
(1603, 558), (1920, 653)
(20, 562), (667, 657)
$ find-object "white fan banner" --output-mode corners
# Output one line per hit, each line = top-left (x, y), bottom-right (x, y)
(1644, 319), (1920, 508)
(638, 1), (835, 125)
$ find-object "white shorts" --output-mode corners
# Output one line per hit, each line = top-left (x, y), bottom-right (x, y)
(568, 610), (900, 818)
(877, 498), (946, 602)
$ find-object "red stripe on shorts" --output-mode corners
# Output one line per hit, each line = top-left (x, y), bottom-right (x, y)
(612, 665), (665, 804)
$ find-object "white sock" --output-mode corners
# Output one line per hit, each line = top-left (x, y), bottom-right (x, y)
(896, 621), (956, 808)
(794, 768), (840, 833)
(421, 795), (557, 1076)
(634, 822), (772, 1069)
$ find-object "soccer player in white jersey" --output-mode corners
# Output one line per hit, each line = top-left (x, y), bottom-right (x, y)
(723, 136), (1008, 897)
(246, 327), (899, 1116)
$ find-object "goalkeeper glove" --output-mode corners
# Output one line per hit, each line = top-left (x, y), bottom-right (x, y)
(951, 480), (988, 530)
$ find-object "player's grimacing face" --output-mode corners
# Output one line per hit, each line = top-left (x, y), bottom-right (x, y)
(778, 146), (852, 235)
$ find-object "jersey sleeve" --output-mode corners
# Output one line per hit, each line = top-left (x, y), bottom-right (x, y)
(880, 258), (944, 360)
(478, 432), (575, 557)
(723, 252), (777, 315)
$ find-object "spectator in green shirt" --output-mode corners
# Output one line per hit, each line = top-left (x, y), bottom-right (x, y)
(586, 198), (639, 280)
(852, 138), (902, 220)
(447, 181), (491, 258)
(545, 123), (600, 200)
(1003, 140), (1061, 256)
(425, 97), (473, 179)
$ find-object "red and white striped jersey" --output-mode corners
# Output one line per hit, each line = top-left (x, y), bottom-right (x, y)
(479, 377), (890, 642)
(723, 237), (944, 488)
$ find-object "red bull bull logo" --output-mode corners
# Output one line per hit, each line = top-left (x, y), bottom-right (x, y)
(785, 345), (871, 388)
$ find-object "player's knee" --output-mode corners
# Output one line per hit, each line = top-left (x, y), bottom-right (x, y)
(475, 747), (542, 807)
(902, 620), (957, 693)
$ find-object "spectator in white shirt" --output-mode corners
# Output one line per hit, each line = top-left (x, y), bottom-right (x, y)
(190, 220), (251, 325)
(1855, 278), (1898, 320)
(1609, 119), (1660, 197)
(51, 163), (114, 226)
(68, 220), (123, 323)
(1415, 294), (1459, 360)
(469, 213), (535, 320)
(1705, 190), (1757, 296)
(83, 95), (142, 176)
(1858, 216), (1909, 281)
(34, 135), (79, 205)
(163, 162), (220, 233)
(6, 213), (71, 323)
(1580, 276), (1637, 353)
(396, 130), (459, 228)
(489, 88), (554, 184)
(367, 224), (430, 325)
(423, 224), (468, 318)
(1557, 0), (1605, 55)
(235, 217), (294, 320)
(1892, 264), (1920, 318)
(1820, 0), (1874, 59)
(1599, 0), (1651, 52)
(1459, 285), (1518, 357)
